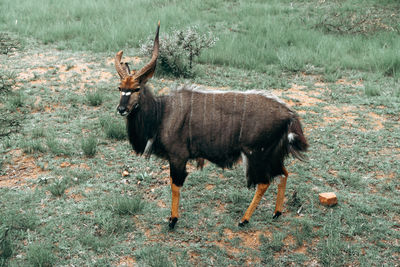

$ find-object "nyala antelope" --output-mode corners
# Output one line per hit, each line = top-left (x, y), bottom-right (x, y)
(115, 22), (308, 229)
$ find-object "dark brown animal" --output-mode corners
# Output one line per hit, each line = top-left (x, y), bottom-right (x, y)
(115, 22), (308, 229)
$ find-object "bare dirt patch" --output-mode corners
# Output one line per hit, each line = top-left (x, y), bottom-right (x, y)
(0, 149), (47, 188)
(117, 256), (136, 267)
(274, 84), (323, 108)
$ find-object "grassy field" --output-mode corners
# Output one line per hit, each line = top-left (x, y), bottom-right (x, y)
(1, 0), (400, 266)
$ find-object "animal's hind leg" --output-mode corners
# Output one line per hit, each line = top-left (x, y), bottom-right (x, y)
(273, 167), (288, 219)
(239, 183), (270, 227)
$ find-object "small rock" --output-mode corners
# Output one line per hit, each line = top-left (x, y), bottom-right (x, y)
(122, 170), (129, 177)
(60, 162), (71, 168)
(319, 192), (338, 206)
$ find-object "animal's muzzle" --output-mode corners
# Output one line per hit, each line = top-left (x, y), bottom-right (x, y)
(117, 105), (129, 116)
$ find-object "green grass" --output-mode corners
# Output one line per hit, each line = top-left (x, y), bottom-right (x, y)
(1, 0), (399, 77)
(0, 0), (399, 266)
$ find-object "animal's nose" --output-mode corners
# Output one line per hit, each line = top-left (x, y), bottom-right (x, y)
(117, 106), (127, 114)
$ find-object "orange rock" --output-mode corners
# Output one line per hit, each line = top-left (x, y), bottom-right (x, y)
(319, 192), (338, 206)
(122, 170), (129, 177)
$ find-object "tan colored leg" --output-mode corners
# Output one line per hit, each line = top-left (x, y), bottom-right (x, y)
(239, 183), (270, 227)
(273, 167), (288, 219)
(169, 177), (181, 228)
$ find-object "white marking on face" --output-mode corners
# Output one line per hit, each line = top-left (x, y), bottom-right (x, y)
(121, 91), (132, 96)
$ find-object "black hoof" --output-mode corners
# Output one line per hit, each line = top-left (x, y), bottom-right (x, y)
(238, 220), (249, 227)
(169, 217), (178, 229)
(273, 211), (282, 219)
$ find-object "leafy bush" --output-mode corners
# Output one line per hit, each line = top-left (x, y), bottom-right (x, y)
(140, 25), (218, 77)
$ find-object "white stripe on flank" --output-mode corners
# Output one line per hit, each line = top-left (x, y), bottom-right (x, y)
(238, 94), (248, 142)
(144, 138), (154, 156)
(189, 91), (194, 146)
(241, 152), (249, 177)
(288, 133), (296, 143)
(179, 85), (289, 108)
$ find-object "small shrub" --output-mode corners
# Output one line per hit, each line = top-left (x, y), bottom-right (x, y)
(81, 135), (97, 157)
(7, 91), (25, 109)
(22, 140), (46, 154)
(0, 112), (21, 139)
(227, 189), (247, 205)
(47, 179), (68, 197)
(3, 209), (38, 231)
(0, 70), (17, 93)
(100, 117), (126, 140)
(92, 210), (133, 235)
(86, 90), (104, 106)
(78, 232), (114, 252)
(140, 25), (218, 77)
(0, 33), (19, 55)
(0, 228), (12, 262)
(111, 196), (145, 215)
(364, 84), (380, 97)
(46, 137), (71, 156)
(32, 127), (46, 138)
(277, 48), (308, 72)
(26, 243), (55, 267)
(135, 245), (173, 267)
(383, 55), (400, 78)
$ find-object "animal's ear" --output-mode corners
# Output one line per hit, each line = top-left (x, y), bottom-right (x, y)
(124, 62), (131, 74)
(115, 50), (130, 79)
(137, 65), (156, 85)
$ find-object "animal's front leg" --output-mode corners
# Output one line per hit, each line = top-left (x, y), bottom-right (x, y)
(169, 177), (181, 229)
(168, 159), (188, 229)
(273, 167), (288, 219)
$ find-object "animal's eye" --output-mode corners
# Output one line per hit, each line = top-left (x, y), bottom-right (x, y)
(118, 87), (122, 91)
(133, 88), (140, 92)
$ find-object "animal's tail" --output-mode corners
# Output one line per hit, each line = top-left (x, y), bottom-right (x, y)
(288, 117), (309, 161)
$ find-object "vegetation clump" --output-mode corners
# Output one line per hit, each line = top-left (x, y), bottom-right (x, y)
(81, 135), (98, 157)
(0, 33), (19, 55)
(140, 25), (218, 77)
